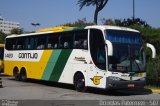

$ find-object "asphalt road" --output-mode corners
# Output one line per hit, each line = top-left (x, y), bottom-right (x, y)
(0, 76), (160, 106)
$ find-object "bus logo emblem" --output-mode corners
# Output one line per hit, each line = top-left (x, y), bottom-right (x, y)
(90, 76), (103, 85)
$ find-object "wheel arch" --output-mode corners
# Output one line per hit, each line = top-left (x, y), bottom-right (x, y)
(20, 67), (27, 75)
(19, 67), (27, 81)
(73, 71), (86, 85)
(13, 66), (19, 75)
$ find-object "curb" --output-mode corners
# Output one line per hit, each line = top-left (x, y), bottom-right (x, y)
(124, 88), (160, 94)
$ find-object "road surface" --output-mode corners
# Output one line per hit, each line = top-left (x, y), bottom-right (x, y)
(0, 76), (159, 106)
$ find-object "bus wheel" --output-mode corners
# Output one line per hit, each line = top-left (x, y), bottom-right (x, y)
(20, 68), (27, 82)
(13, 68), (19, 81)
(74, 73), (86, 92)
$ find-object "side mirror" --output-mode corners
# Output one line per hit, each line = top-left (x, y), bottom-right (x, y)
(105, 40), (113, 56)
(146, 43), (156, 58)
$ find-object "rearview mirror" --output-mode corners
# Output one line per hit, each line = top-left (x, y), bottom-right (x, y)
(146, 43), (156, 58)
(105, 40), (113, 56)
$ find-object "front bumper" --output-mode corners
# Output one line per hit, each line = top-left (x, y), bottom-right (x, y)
(106, 77), (145, 89)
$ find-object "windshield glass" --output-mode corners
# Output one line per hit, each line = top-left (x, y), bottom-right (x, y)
(106, 29), (142, 45)
(106, 30), (145, 72)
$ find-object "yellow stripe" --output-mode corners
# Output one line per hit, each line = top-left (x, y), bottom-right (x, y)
(36, 26), (75, 33)
(4, 50), (53, 79)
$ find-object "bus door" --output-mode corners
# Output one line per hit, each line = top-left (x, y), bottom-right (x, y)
(88, 29), (107, 89)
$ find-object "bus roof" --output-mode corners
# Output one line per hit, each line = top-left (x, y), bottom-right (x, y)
(85, 25), (139, 33)
(36, 26), (85, 33)
(36, 25), (139, 33)
(6, 26), (85, 38)
(6, 25), (139, 38)
(6, 31), (54, 38)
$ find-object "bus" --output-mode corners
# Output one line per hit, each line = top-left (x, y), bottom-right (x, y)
(4, 25), (156, 91)
(0, 44), (4, 73)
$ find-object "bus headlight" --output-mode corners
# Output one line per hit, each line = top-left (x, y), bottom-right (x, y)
(108, 76), (121, 81)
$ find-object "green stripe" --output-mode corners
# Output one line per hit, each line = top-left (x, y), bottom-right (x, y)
(49, 49), (72, 82)
(42, 50), (62, 80)
(64, 27), (85, 32)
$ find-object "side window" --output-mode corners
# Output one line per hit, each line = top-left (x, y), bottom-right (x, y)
(24, 37), (35, 50)
(60, 32), (74, 49)
(74, 30), (88, 49)
(24, 37), (30, 50)
(5, 38), (17, 50)
(90, 29), (106, 70)
(47, 33), (60, 49)
(28, 37), (37, 50)
(16, 37), (25, 50)
(36, 36), (46, 50)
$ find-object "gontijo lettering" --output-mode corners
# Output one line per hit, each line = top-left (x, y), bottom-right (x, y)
(18, 53), (38, 59)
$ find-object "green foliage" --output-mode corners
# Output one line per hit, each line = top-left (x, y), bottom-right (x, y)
(146, 55), (160, 86)
(78, 0), (108, 10)
(62, 18), (95, 27)
(101, 18), (150, 27)
(0, 31), (7, 43)
(11, 28), (24, 34)
(77, 0), (109, 24)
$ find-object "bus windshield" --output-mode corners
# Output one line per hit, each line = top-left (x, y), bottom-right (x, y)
(106, 30), (145, 72)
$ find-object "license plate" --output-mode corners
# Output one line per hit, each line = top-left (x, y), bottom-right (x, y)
(128, 84), (135, 88)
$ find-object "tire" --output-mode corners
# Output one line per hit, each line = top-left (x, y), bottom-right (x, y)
(74, 73), (86, 92)
(20, 69), (27, 82)
(13, 68), (20, 81)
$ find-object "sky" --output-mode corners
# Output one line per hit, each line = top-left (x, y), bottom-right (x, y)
(0, 0), (160, 31)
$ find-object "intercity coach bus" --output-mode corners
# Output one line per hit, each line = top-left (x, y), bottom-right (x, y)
(4, 25), (156, 91)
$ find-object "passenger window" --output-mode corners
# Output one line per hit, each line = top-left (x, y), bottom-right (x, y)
(24, 38), (30, 50)
(47, 34), (60, 49)
(6, 38), (16, 50)
(29, 37), (37, 49)
(74, 30), (88, 49)
(36, 36), (46, 50)
(16, 37), (25, 50)
(60, 32), (73, 49)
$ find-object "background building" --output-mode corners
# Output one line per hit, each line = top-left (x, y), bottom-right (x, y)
(0, 16), (20, 34)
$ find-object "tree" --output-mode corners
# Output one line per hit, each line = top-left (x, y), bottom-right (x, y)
(121, 18), (150, 27)
(101, 18), (114, 25)
(77, 0), (109, 24)
(11, 28), (23, 34)
(0, 31), (7, 43)
(101, 18), (150, 27)
(62, 18), (94, 27)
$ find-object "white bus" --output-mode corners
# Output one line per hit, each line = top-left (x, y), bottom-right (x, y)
(4, 25), (156, 91)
